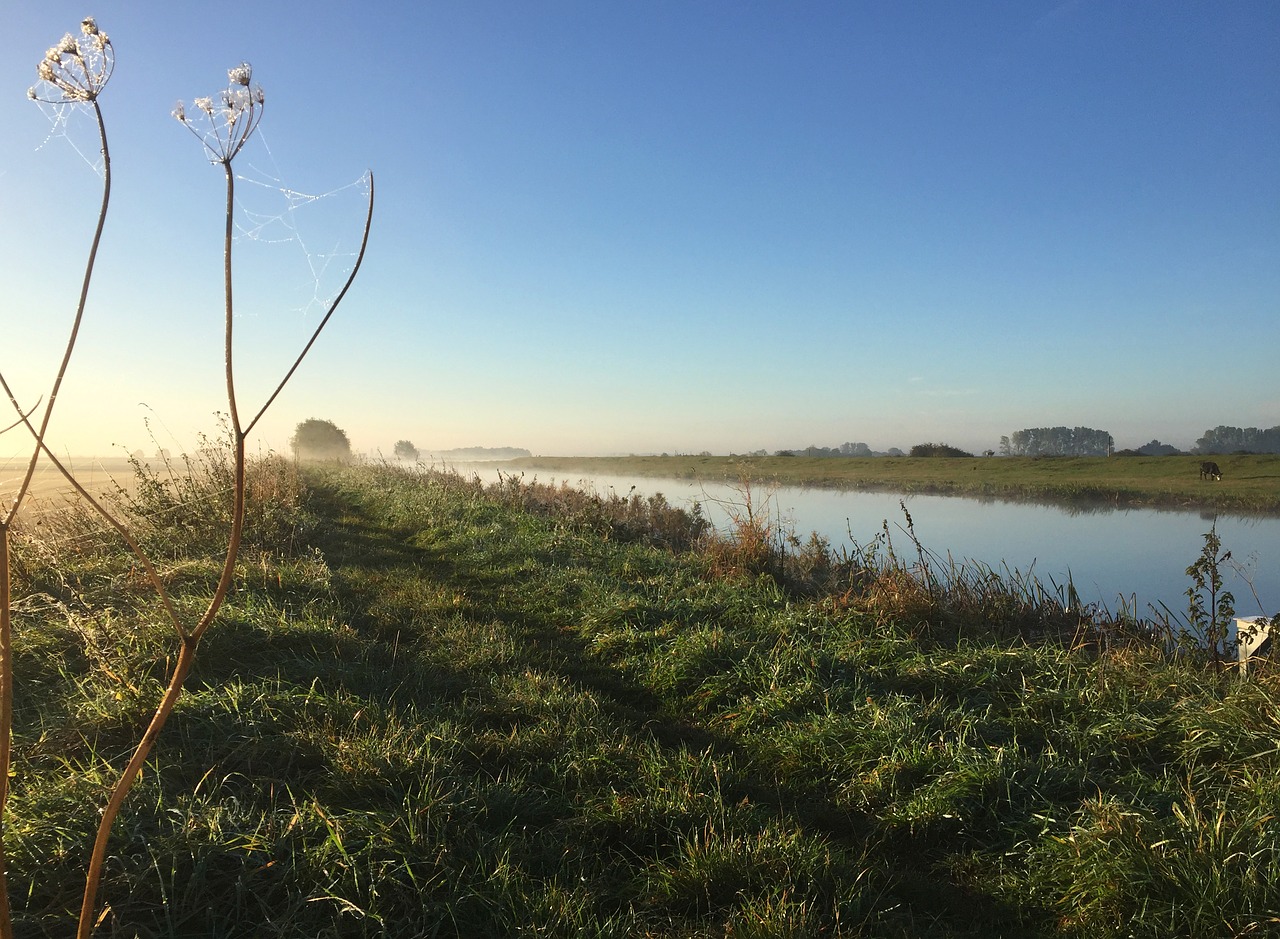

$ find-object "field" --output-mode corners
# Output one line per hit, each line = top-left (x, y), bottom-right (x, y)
(508, 454), (1280, 515)
(0, 456), (139, 512)
(2, 458), (1276, 937)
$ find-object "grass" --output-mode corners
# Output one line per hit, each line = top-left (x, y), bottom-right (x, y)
(4, 459), (1279, 936)
(506, 453), (1280, 515)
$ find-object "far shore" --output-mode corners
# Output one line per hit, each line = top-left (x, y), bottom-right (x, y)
(502, 453), (1280, 516)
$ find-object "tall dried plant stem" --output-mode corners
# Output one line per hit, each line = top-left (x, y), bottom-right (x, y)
(0, 98), (110, 939)
(76, 168), (373, 938)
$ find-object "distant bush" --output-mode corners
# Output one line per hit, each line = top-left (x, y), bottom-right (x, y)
(909, 442), (974, 458)
(1136, 439), (1183, 456)
(291, 418), (352, 462)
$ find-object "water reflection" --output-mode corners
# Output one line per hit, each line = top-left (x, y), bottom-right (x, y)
(447, 463), (1278, 620)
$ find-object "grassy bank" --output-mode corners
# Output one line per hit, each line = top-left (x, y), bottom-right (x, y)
(5, 461), (1278, 936)
(507, 454), (1280, 516)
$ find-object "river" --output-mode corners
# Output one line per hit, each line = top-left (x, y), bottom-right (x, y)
(455, 463), (1278, 622)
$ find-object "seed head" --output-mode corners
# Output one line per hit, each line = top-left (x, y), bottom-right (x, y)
(176, 63), (266, 164)
(29, 18), (114, 104)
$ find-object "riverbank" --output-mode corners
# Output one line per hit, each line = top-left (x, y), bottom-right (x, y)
(7, 460), (1277, 935)
(507, 453), (1280, 515)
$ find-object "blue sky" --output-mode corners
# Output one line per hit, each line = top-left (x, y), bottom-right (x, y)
(1, 1), (1276, 459)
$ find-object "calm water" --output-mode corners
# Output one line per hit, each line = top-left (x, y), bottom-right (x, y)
(458, 465), (1279, 620)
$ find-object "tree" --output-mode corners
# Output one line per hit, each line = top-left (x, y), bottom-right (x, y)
(838, 441), (874, 457)
(291, 418), (351, 461)
(1194, 425), (1280, 454)
(393, 439), (419, 461)
(1005, 426), (1113, 457)
(909, 442), (974, 457)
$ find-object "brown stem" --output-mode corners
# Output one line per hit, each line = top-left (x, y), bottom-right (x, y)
(223, 162), (241, 435)
(75, 154), (370, 939)
(5, 100), (111, 527)
(76, 641), (196, 939)
(245, 172), (375, 435)
(1, 97), (110, 939)
(78, 155), (252, 939)
(0, 397), (42, 437)
(191, 431), (246, 645)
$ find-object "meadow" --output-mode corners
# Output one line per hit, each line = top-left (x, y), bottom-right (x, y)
(4, 456), (1276, 937)
(507, 454), (1280, 516)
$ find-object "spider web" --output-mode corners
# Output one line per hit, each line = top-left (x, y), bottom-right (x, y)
(30, 98), (108, 178)
(231, 132), (372, 321)
(30, 102), (370, 323)
(12, 101), (374, 467)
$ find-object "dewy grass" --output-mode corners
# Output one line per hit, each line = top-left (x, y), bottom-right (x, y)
(4, 461), (1279, 934)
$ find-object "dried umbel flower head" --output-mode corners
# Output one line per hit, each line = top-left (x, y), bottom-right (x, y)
(174, 62), (265, 164)
(28, 16), (113, 103)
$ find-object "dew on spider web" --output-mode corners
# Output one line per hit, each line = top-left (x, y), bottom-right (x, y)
(230, 132), (371, 321)
(30, 99), (107, 179)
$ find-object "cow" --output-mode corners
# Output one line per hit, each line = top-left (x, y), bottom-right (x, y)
(1199, 461), (1222, 481)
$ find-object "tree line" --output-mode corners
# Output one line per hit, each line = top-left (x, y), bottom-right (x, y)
(999, 427), (1115, 457)
(1193, 425), (1280, 454)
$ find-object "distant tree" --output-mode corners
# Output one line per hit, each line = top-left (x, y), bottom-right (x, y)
(999, 436), (1012, 456)
(838, 441), (874, 457)
(909, 442), (974, 458)
(885, 447), (905, 457)
(393, 439), (419, 461)
(1194, 425), (1280, 455)
(1005, 426), (1113, 457)
(291, 418), (351, 461)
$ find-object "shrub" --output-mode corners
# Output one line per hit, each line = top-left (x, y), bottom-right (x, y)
(290, 419), (352, 462)
(908, 442), (974, 458)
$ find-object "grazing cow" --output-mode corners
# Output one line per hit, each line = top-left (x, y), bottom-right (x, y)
(1199, 461), (1222, 481)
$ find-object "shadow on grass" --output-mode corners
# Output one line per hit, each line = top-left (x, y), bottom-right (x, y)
(274, 475), (1048, 935)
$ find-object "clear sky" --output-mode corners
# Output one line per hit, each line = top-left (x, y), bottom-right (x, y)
(1, 1), (1277, 461)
